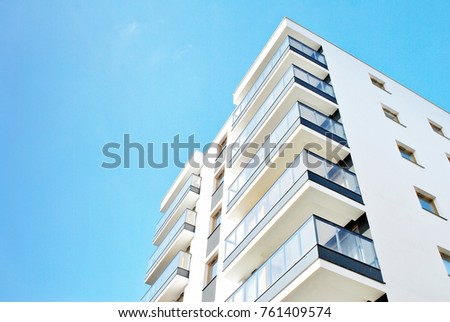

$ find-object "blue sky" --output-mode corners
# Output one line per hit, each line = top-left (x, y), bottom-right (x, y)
(1, 1), (449, 301)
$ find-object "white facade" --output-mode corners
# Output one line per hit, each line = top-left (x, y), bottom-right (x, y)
(143, 17), (450, 302)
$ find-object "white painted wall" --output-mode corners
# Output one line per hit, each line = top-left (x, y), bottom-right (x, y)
(320, 33), (450, 301)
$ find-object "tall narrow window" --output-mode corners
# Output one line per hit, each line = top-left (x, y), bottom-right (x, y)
(206, 255), (218, 284)
(440, 252), (450, 276)
(210, 207), (222, 233)
(415, 188), (439, 216)
(215, 136), (227, 169)
(218, 136), (227, 155)
(215, 170), (224, 191)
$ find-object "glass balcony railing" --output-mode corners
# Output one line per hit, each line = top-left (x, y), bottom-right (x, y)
(293, 66), (335, 98)
(289, 37), (327, 66)
(228, 101), (346, 205)
(232, 38), (290, 126)
(299, 103), (345, 140)
(227, 215), (379, 302)
(147, 209), (196, 274)
(141, 251), (191, 302)
(232, 37), (327, 127)
(230, 65), (335, 163)
(155, 174), (201, 237)
(225, 150), (360, 258)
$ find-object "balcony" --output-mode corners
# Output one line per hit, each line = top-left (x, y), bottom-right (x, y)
(154, 174), (201, 245)
(227, 101), (348, 210)
(202, 276), (217, 302)
(141, 251), (191, 302)
(299, 102), (346, 142)
(230, 64), (336, 165)
(223, 150), (365, 280)
(227, 215), (384, 302)
(232, 36), (327, 128)
(145, 209), (196, 285)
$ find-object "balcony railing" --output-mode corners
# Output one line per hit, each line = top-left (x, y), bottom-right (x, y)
(228, 101), (346, 205)
(155, 174), (201, 238)
(147, 209), (196, 274)
(225, 150), (360, 259)
(232, 36), (327, 127)
(293, 65), (335, 99)
(227, 215), (379, 302)
(141, 251), (191, 302)
(288, 37), (327, 67)
(211, 182), (224, 211)
(299, 103), (345, 140)
(232, 38), (289, 127)
(230, 65), (336, 164)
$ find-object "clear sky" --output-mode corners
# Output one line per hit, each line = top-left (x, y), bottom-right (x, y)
(1, 1), (449, 301)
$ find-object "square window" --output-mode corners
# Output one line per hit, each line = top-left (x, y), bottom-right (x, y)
(429, 120), (445, 136)
(415, 189), (439, 215)
(383, 108), (400, 123)
(441, 253), (450, 276)
(370, 75), (386, 90)
(397, 143), (417, 164)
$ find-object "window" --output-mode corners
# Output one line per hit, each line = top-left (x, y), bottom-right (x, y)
(214, 135), (227, 161)
(210, 208), (222, 233)
(214, 136), (227, 169)
(206, 255), (218, 283)
(215, 170), (224, 191)
(176, 292), (184, 302)
(415, 188), (439, 216)
(397, 143), (417, 164)
(382, 106), (400, 124)
(218, 136), (227, 154)
(370, 75), (386, 91)
(429, 120), (445, 137)
(440, 253), (450, 276)
(383, 108), (399, 123)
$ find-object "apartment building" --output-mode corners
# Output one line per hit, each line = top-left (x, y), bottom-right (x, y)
(142, 17), (450, 302)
